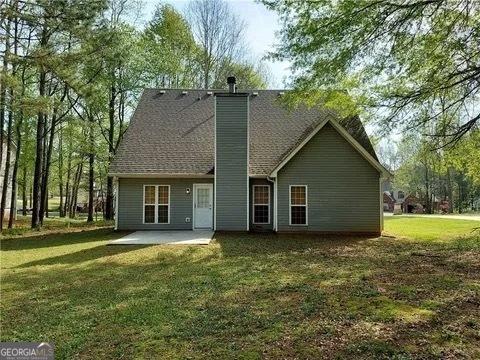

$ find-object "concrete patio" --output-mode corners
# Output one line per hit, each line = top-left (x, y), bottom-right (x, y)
(108, 230), (214, 245)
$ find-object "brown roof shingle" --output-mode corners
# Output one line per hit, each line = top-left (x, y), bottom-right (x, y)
(110, 89), (378, 176)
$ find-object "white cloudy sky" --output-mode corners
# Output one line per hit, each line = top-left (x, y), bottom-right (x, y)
(139, 0), (291, 88)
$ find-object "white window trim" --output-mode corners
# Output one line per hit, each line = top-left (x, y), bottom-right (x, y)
(143, 185), (170, 224)
(289, 185), (308, 226)
(252, 185), (270, 224)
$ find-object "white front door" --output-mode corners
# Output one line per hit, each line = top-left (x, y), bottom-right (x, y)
(193, 184), (213, 229)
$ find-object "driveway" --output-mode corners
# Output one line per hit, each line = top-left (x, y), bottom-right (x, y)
(109, 230), (214, 245)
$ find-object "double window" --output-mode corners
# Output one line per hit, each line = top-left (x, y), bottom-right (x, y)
(143, 185), (170, 224)
(289, 185), (307, 225)
(253, 185), (270, 224)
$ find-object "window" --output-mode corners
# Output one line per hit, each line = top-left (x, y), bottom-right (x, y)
(196, 188), (210, 208)
(253, 185), (270, 224)
(144, 186), (156, 223)
(398, 191), (405, 199)
(143, 185), (170, 224)
(289, 185), (307, 225)
(157, 186), (169, 223)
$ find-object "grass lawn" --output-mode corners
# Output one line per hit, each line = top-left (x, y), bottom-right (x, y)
(2, 216), (113, 238)
(1, 217), (479, 359)
(18, 196), (86, 212)
(384, 215), (479, 241)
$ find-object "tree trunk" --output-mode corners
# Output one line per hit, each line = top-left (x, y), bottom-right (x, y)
(446, 168), (454, 213)
(0, 10), (10, 174)
(424, 166), (431, 214)
(31, 70), (46, 228)
(21, 165), (27, 216)
(68, 166), (77, 218)
(458, 179), (463, 214)
(0, 91), (14, 229)
(87, 154), (94, 222)
(64, 154), (72, 217)
(71, 176), (79, 219)
(106, 177), (113, 219)
(39, 109), (57, 223)
(39, 111), (49, 222)
(87, 116), (94, 222)
(45, 188), (49, 218)
(105, 82), (115, 220)
(69, 162), (82, 218)
(58, 126), (64, 217)
(31, 23), (49, 229)
(100, 178), (105, 217)
(9, 11), (21, 228)
(8, 110), (22, 228)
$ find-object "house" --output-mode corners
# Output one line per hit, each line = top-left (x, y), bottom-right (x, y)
(110, 77), (390, 235)
(402, 193), (424, 213)
(392, 190), (406, 203)
(402, 193), (451, 214)
(383, 192), (395, 212)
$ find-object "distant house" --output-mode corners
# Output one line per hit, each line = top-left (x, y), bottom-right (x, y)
(402, 193), (451, 214)
(110, 77), (390, 235)
(402, 193), (423, 213)
(383, 192), (395, 212)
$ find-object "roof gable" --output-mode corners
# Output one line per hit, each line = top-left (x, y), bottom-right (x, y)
(269, 118), (390, 177)
(110, 89), (379, 176)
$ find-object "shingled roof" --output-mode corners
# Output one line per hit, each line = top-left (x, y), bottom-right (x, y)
(110, 89), (378, 176)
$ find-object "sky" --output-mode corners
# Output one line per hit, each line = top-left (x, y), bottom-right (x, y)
(139, 0), (291, 88)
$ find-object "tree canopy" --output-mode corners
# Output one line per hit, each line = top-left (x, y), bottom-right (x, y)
(264, 0), (480, 143)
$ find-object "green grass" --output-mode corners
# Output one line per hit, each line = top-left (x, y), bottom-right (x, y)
(18, 196), (69, 212)
(384, 216), (479, 241)
(1, 217), (479, 359)
(2, 216), (113, 237)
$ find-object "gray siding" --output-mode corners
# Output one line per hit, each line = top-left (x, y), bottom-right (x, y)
(215, 95), (249, 230)
(277, 123), (381, 233)
(117, 178), (213, 230)
(249, 178), (274, 232)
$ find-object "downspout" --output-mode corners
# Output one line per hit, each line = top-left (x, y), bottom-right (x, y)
(114, 176), (119, 230)
(267, 175), (276, 232)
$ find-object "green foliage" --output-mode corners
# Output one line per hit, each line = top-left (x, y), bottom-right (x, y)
(141, 4), (199, 88)
(264, 0), (480, 139)
(388, 130), (480, 213)
(214, 61), (268, 89)
(445, 130), (480, 185)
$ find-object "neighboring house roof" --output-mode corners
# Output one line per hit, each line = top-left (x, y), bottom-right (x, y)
(383, 191), (395, 202)
(110, 89), (379, 177)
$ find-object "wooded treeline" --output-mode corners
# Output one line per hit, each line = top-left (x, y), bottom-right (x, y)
(0, 0), (268, 229)
(378, 130), (480, 214)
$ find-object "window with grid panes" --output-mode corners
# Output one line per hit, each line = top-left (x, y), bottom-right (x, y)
(290, 185), (307, 225)
(253, 185), (269, 224)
